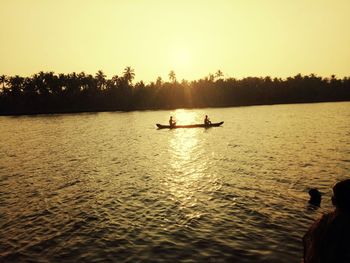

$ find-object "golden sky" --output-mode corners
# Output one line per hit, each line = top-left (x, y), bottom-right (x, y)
(1, 0), (349, 82)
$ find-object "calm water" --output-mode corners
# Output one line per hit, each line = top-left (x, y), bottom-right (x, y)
(0, 102), (349, 262)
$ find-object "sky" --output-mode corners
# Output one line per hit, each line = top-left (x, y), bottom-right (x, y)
(1, 0), (350, 82)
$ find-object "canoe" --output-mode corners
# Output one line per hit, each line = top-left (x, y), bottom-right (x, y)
(156, 121), (224, 129)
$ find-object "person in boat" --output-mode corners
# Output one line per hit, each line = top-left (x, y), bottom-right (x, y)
(302, 179), (350, 263)
(308, 188), (321, 207)
(204, 115), (211, 125)
(169, 116), (176, 127)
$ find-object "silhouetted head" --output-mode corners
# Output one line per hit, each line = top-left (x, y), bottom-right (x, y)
(205, 115), (208, 118)
(332, 179), (350, 213)
(308, 188), (321, 206)
(170, 116), (172, 119)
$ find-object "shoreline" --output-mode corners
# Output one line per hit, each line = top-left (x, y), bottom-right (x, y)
(0, 99), (349, 117)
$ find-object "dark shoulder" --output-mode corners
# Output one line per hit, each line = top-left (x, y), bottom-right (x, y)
(304, 212), (334, 240)
(313, 212), (334, 230)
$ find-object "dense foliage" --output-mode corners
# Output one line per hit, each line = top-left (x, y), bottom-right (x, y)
(0, 68), (349, 115)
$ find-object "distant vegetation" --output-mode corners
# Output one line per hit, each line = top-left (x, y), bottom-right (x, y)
(0, 67), (349, 115)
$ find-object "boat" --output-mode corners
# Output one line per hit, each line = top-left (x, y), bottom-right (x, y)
(156, 121), (224, 129)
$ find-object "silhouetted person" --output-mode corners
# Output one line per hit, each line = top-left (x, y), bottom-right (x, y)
(303, 179), (350, 263)
(169, 116), (176, 127)
(308, 188), (321, 207)
(204, 115), (211, 125)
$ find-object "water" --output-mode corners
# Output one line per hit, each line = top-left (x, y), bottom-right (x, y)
(0, 102), (349, 262)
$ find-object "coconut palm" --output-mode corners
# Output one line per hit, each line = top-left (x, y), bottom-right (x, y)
(215, 70), (224, 80)
(77, 72), (87, 91)
(111, 75), (120, 87)
(8, 75), (24, 96)
(95, 70), (106, 90)
(58, 73), (67, 92)
(85, 74), (96, 93)
(44, 71), (59, 94)
(123, 66), (135, 84)
(0, 75), (7, 93)
(156, 76), (163, 87)
(66, 72), (81, 94)
(168, 70), (176, 83)
(208, 74), (215, 82)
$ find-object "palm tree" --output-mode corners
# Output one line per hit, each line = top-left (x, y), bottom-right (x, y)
(156, 76), (163, 87)
(0, 75), (7, 93)
(77, 72), (88, 91)
(168, 70), (176, 83)
(111, 75), (119, 86)
(66, 72), (81, 94)
(23, 76), (36, 96)
(215, 70), (224, 80)
(264, 76), (272, 83)
(58, 73), (67, 92)
(85, 74), (96, 93)
(44, 71), (59, 94)
(123, 66), (135, 84)
(8, 75), (24, 96)
(135, 80), (145, 89)
(32, 71), (51, 95)
(95, 70), (106, 90)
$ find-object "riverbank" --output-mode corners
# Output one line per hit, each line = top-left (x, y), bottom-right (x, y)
(1, 98), (349, 117)
(1, 72), (349, 116)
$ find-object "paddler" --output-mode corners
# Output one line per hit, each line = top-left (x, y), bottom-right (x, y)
(204, 115), (211, 125)
(169, 116), (176, 127)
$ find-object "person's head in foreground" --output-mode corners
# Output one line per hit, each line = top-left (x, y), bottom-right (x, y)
(332, 178), (350, 214)
(303, 178), (350, 263)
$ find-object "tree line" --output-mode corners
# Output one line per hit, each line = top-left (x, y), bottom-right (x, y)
(0, 67), (349, 115)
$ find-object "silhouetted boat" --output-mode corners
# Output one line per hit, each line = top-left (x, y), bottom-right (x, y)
(156, 121), (224, 129)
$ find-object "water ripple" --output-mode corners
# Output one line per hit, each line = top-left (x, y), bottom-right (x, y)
(0, 102), (349, 262)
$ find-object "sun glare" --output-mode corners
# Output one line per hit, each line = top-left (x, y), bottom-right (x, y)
(171, 48), (192, 72)
(172, 109), (197, 125)
(166, 109), (206, 206)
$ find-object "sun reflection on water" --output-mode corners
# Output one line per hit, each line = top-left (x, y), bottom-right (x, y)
(165, 110), (208, 210)
(170, 109), (200, 168)
(171, 109), (199, 126)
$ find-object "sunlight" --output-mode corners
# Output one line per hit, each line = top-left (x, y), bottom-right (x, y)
(167, 128), (202, 202)
(2, 1), (350, 82)
(169, 109), (200, 163)
(170, 129), (198, 164)
(171, 47), (192, 72)
(172, 109), (197, 125)
(163, 110), (207, 205)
